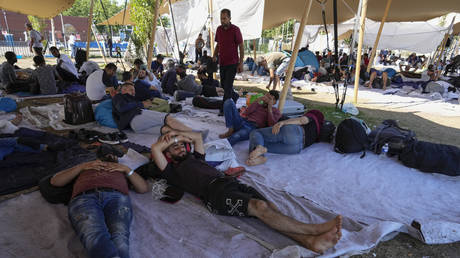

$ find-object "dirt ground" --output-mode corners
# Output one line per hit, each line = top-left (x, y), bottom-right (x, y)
(3, 57), (460, 257)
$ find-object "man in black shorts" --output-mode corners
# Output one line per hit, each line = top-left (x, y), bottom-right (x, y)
(150, 130), (342, 254)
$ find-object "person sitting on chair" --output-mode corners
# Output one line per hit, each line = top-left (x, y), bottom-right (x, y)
(149, 130), (342, 254)
(49, 46), (79, 83)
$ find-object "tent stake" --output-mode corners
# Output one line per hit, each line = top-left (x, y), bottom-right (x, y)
(278, 0), (313, 112)
(147, 0), (161, 70)
(353, 0), (368, 104)
(366, 0), (392, 73)
(86, 0), (95, 60)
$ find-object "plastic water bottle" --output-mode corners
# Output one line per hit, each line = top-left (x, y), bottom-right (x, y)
(380, 143), (389, 159)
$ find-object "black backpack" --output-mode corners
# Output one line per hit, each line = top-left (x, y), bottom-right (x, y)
(64, 93), (95, 125)
(334, 118), (370, 158)
(368, 120), (416, 155)
(39, 175), (74, 205)
(319, 120), (336, 143)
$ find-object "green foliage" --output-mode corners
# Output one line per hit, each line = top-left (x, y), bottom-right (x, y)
(63, 0), (122, 27)
(262, 19), (294, 40)
(27, 16), (47, 34)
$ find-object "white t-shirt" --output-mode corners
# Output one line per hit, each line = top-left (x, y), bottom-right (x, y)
(68, 35), (76, 45)
(29, 30), (43, 48)
(86, 69), (106, 101)
(79, 61), (100, 76)
(57, 54), (78, 77)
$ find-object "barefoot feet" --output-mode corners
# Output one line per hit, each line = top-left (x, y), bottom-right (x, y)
(245, 156), (267, 166)
(249, 145), (267, 160)
(308, 224), (341, 254)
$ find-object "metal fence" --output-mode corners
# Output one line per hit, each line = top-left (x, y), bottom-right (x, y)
(0, 41), (35, 57)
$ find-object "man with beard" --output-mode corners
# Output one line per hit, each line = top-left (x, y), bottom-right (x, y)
(86, 63), (119, 101)
(213, 9), (244, 115)
(150, 131), (342, 254)
(219, 91), (282, 145)
(134, 69), (163, 101)
(50, 145), (149, 258)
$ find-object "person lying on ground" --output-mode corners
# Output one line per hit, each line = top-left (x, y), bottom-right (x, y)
(399, 53), (420, 72)
(246, 110), (324, 166)
(86, 63), (119, 101)
(219, 91), (281, 145)
(32, 55), (64, 95)
(50, 145), (149, 258)
(0, 52), (36, 94)
(112, 83), (192, 134)
(49, 46), (79, 83)
(365, 67), (397, 90)
(150, 130), (342, 254)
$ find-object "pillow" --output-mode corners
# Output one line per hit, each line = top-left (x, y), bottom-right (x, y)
(94, 99), (117, 128)
(0, 97), (17, 112)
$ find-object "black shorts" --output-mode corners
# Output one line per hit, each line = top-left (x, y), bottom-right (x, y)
(204, 177), (266, 217)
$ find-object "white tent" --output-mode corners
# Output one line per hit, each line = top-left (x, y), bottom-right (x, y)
(292, 22), (354, 52)
(358, 19), (448, 53)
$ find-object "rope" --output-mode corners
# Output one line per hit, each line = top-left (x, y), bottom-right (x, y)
(168, 0), (182, 62)
(316, 0), (330, 50)
(122, 0), (128, 26)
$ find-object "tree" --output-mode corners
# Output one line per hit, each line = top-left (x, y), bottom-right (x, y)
(27, 16), (47, 34)
(63, 0), (122, 32)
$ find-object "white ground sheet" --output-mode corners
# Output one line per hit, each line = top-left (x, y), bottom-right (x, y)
(1, 98), (459, 257)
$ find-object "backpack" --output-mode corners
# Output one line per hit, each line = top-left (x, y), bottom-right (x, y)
(318, 120), (335, 143)
(192, 96), (223, 109)
(368, 120), (416, 155)
(38, 175), (74, 205)
(372, 77), (391, 89)
(334, 118), (370, 158)
(64, 93), (95, 125)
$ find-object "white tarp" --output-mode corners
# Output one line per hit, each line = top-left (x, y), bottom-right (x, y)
(359, 20), (448, 53)
(292, 22), (353, 52)
(155, 26), (175, 55)
(170, 0), (264, 48)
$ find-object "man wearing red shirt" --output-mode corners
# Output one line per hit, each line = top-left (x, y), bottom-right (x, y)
(212, 9), (244, 115)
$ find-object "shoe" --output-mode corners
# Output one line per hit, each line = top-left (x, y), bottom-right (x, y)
(117, 132), (128, 143)
(98, 133), (119, 145)
(218, 110), (224, 116)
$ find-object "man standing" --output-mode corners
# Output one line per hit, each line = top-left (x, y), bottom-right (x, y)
(195, 33), (205, 63)
(25, 23), (43, 57)
(68, 33), (77, 58)
(213, 9), (244, 115)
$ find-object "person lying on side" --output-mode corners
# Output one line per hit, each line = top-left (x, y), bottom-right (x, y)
(246, 110), (324, 166)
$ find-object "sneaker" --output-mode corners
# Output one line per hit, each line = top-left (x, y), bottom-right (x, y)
(98, 133), (119, 145)
(117, 132), (128, 143)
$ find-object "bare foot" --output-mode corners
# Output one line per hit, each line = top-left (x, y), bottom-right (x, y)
(219, 128), (234, 139)
(245, 156), (267, 166)
(308, 226), (341, 254)
(11, 113), (22, 126)
(249, 145), (267, 160)
(313, 215), (342, 235)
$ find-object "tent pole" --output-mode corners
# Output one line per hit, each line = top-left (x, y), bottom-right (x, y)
(333, 0), (338, 63)
(168, 0), (181, 62)
(253, 39), (257, 61)
(86, 0), (95, 60)
(436, 33), (450, 68)
(278, 0), (313, 112)
(50, 18), (56, 47)
(353, 0), (368, 104)
(348, 0), (362, 66)
(147, 0), (161, 70)
(60, 14), (67, 51)
(91, 25), (107, 64)
(208, 0), (215, 78)
(366, 0), (392, 73)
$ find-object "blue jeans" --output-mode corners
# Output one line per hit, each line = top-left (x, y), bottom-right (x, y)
(249, 124), (304, 154)
(251, 64), (268, 76)
(223, 99), (256, 145)
(68, 191), (133, 258)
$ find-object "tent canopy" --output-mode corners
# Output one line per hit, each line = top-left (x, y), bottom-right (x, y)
(263, 0), (460, 29)
(0, 0), (75, 18)
(453, 22), (460, 35)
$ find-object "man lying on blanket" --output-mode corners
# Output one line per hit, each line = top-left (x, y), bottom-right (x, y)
(150, 130), (342, 254)
(51, 145), (149, 258)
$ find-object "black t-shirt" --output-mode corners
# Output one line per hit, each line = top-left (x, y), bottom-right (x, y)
(200, 56), (212, 66)
(302, 121), (318, 148)
(153, 152), (222, 198)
